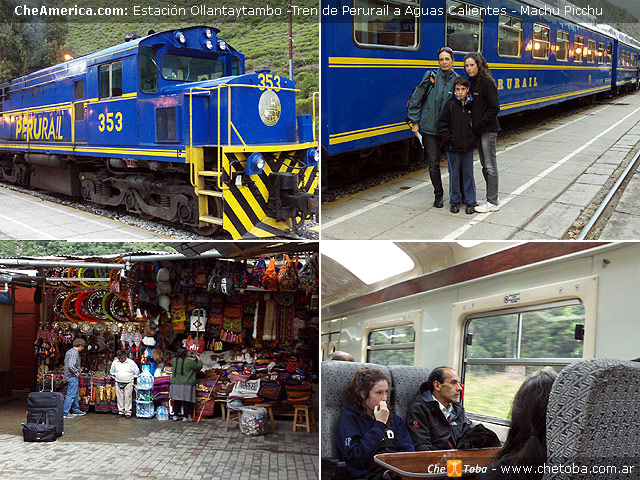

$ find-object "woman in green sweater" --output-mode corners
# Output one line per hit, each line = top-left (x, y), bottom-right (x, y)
(170, 347), (203, 422)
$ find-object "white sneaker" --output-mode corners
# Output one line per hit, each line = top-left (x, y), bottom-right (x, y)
(474, 202), (500, 213)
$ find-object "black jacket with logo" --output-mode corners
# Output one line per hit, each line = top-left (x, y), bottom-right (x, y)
(404, 382), (473, 451)
(469, 75), (500, 134)
(437, 94), (476, 153)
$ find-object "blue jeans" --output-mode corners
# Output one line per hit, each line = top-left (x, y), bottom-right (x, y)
(447, 151), (476, 206)
(477, 132), (499, 204)
(63, 376), (80, 415)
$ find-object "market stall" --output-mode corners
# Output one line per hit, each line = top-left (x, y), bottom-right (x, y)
(3, 243), (319, 428)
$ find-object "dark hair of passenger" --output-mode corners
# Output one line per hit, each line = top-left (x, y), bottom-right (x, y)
(426, 366), (450, 392)
(117, 349), (129, 358)
(496, 369), (557, 479)
(464, 52), (496, 85)
(454, 76), (470, 88)
(347, 367), (391, 413)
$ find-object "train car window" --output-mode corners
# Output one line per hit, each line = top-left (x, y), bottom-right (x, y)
(366, 325), (415, 365)
(531, 24), (550, 60)
(574, 35), (584, 62)
(497, 14), (522, 58)
(606, 44), (613, 64)
(352, 0), (420, 50)
(74, 80), (84, 121)
(446, 0), (483, 53)
(462, 302), (585, 421)
(161, 54), (224, 81)
(598, 43), (605, 65)
(632, 54), (637, 68)
(139, 46), (158, 94)
(231, 55), (242, 76)
(587, 40), (595, 63)
(556, 30), (569, 62)
(98, 61), (123, 98)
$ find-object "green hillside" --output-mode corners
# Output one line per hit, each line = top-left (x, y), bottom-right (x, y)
(569, 0), (640, 41)
(57, 0), (319, 113)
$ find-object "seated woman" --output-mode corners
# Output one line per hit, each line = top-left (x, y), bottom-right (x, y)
(334, 367), (414, 479)
(478, 369), (557, 480)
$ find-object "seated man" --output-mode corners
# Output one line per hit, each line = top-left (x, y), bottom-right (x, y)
(405, 366), (472, 450)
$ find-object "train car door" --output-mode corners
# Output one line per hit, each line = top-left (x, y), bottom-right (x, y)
(73, 79), (87, 143)
(0, 287), (13, 398)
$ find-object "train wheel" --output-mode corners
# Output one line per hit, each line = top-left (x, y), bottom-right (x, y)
(190, 224), (220, 236)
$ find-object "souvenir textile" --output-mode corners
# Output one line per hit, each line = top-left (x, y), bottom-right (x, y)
(262, 258), (278, 291)
(277, 255), (299, 292)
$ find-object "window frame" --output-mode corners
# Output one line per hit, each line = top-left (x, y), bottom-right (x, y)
(555, 30), (569, 62)
(445, 0), (484, 54)
(362, 310), (422, 366)
(461, 300), (586, 424)
(587, 39), (596, 64)
(531, 23), (550, 60)
(352, 0), (421, 51)
(366, 324), (416, 364)
(598, 42), (605, 65)
(98, 61), (123, 99)
(139, 46), (159, 95)
(497, 13), (522, 59)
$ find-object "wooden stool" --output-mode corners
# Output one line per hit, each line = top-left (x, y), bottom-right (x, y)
(214, 399), (227, 419)
(254, 402), (276, 430)
(226, 408), (241, 429)
(292, 404), (316, 433)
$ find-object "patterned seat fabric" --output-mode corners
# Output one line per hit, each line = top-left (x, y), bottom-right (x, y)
(544, 358), (640, 480)
(320, 361), (390, 458)
(388, 365), (432, 422)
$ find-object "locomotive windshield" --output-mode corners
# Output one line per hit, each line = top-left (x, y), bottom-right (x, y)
(161, 53), (224, 82)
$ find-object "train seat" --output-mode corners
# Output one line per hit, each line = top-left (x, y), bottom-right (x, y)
(544, 358), (640, 480)
(387, 365), (432, 422)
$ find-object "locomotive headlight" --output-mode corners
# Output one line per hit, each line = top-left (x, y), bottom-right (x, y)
(218, 39), (228, 51)
(175, 31), (186, 44)
(305, 147), (319, 167)
(245, 152), (266, 175)
(205, 40), (213, 50)
(205, 28), (213, 38)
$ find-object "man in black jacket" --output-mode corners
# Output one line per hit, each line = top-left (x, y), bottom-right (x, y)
(405, 366), (473, 450)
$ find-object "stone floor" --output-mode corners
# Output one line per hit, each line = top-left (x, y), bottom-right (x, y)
(0, 394), (318, 480)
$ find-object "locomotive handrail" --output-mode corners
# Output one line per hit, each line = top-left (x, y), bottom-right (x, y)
(313, 91), (319, 143)
(188, 83), (302, 191)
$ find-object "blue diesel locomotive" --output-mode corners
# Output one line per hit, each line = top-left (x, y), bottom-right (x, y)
(0, 26), (319, 238)
(321, 0), (640, 183)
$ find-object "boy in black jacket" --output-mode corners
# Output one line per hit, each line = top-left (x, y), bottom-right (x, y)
(437, 77), (477, 214)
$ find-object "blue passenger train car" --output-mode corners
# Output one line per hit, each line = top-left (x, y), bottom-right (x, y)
(0, 26), (319, 238)
(321, 0), (640, 182)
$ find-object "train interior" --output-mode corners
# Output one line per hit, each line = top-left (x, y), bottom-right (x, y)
(320, 241), (640, 478)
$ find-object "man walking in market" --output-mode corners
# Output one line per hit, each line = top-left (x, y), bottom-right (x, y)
(63, 338), (87, 419)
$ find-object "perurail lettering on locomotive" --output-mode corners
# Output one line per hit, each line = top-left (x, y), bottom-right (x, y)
(15, 114), (64, 141)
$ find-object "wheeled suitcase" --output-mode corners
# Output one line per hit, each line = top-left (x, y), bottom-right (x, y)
(26, 375), (64, 437)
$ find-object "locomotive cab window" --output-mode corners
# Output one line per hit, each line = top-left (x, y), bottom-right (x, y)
(574, 35), (584, 62)
(587, 40), (596, 63)
(556, 30), (569, 62)
(98, 61), (123, 99)
(74, 80), (84, 121)
(531, 24), (550, 60)
(446, 0), (483, 53)
(462, 302), (585, 421)
(366, 324), (415, 365)
(230, 55), (242, 76)
(161, 53), (224, 81)
(497, 14), (522, 58)
(352, 0), (420, 50)
(139, 46), (158, 94)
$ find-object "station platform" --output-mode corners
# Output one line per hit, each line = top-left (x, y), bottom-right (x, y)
(0, 186), (174, 240)
(321, 90), (640, 240)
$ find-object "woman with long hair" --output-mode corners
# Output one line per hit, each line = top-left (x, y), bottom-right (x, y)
(169, 347), (203, 422)
(478, 369), (557, 480)
(334, 367), (414, 479)
(463, 52), (501, 213)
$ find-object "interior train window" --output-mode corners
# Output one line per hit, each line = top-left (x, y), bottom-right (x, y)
(587, 40), (596, 63)
(497, 14), (522, 58)
(556, 30), (569, 62)
(366, 324), (415, 365)
(462, 302), (585, 421)
(98, 61), (123, 99)
(446, 0), (483, 53)
(139, 46), (158, 94)
(574, 35), (584, 62)
(352, 0), (420, 50)
(531, 24), (550, 60)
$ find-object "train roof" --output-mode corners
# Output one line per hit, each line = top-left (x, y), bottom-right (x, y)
(4, 26), (233, 91)
(597, 24), (640, 50)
